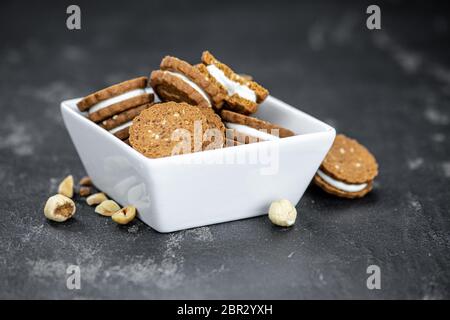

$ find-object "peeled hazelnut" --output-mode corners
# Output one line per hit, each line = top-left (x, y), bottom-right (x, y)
(79, 176), (92, 186)
(79, 186), (91, 197)
(112, 206), (137, 225)
(44, 194), (76, 222)
(86, 192), (108, 206)
(58, 175), (74, 198)
(268, 199), (297, 227)
(95, 200), (120, 216)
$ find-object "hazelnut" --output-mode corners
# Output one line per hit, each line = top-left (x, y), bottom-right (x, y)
(79, 186), (91, 197)
(86, 192), (108, 206)
(112, 206), (137, 225)
(58, 175), (74, 198)
(79, 176), (92, 186)
(268, 199), (297, 227)
(95, 200), (120, 216)
(44, 194), (76, 222)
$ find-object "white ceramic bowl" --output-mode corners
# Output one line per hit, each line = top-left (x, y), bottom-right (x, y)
(61, 96), (335, 232)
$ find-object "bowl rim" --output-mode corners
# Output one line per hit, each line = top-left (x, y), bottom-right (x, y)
(60, 96), (335, 164)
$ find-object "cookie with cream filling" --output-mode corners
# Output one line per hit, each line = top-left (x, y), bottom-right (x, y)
(77, 76), (152, 113)
(77, 77), (154, 141)
(313, 134), (378, 198)
(220, 109), (295, 144)
(150, 56), (225, 109)
(100, 103), (154, 141)
(200, 51), (269, 115)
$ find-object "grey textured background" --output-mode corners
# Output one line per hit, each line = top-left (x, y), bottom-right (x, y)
(0, 0), (449, 299)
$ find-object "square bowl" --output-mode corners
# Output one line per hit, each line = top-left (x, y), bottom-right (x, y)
(61, 96), (335, 232)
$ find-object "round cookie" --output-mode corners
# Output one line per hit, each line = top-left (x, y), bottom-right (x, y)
(77, 77), (148, 112)
(200, 51), (269, 115)
(88, 93), (153, 123)
(129, 102), (209, 159)
(314, 134), (378, 198)
(220, 109), (295, 139)
(150, 56), (225, 109)
(320, 134), (378, 184)
(150, 70), (211, 108)
(100, 103), (153, 131)
(196, 106), (226, 149)
(196, 106), (225, 134)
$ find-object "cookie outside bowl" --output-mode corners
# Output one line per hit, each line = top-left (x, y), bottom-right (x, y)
(314, 134), (378, 198)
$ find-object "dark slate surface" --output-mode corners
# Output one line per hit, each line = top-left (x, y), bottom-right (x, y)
(0, 0), (449, 299)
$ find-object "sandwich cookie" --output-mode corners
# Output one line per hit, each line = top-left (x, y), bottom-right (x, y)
(77, 77), (154, 141)
(314, 134), (378, 198)
(77, 77), (153, 121)
(150, 56), (225, 109)
(221, 109), (295, 144)
(199, 51), (269, 115)
(196, 106), (226, 149)
(100, 103), (154, 141)
(130, 102), (215, 159)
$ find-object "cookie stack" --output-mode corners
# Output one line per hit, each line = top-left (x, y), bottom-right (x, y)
(77, 52), (293, 150)
(77, 77), (154, 143)
(150, 51), (270, 115)
(150, 51), (294, 148)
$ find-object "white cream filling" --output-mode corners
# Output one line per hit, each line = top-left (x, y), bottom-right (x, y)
(144, 87), (155, 95)
(109, 120), (132, 134)
(89, 89), (146, 114)
(317, 170), (367, 193)
(225, 122), (280, 141)
(206, 64), (257, 102)
(164, 71), (211, 106)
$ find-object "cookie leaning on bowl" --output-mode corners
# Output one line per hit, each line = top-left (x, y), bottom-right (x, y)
(129, 102), (226, 159)
(198, 51), (269, 115)
(77, 77), (154, 141)
(313, 134), (378, 198)
(221, 109), (295, 144)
